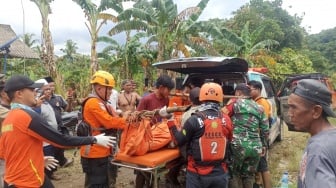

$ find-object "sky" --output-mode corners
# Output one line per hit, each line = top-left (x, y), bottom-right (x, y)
(0, 0), (335, 56)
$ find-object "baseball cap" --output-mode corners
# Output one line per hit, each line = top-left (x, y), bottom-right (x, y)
(35, 78), (48, 86)
(4, 75), (44, 92)
(293, 79), (336, 117)
(189, 87), (200, 104)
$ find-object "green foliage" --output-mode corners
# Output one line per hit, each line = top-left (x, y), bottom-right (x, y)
(306, 27), (336, 72)
(226, 0), (305, 49)
(269, 48), (315, 88)
(57, 55), (91, 97)
(21, 0), (335, 102)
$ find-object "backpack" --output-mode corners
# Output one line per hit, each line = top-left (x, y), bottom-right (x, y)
(76, 97), (106, 136)
(192, 111), (232, 165)
(76, 97), (93, 137)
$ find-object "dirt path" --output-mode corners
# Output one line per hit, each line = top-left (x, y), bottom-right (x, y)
(52, 149), (136, 188)
(52, 127), (309, 187)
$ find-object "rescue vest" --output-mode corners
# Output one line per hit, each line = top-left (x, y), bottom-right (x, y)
(192, 112), (229, 166)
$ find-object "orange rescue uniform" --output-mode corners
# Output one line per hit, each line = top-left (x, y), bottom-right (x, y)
(80, 97), (126, 158)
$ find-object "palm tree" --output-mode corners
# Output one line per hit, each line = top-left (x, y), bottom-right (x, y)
(22, 33), (39, 48)
(73, 0), (120, 76)
(60, 39), (79, 63)
(212, 21), (279, 66)
(98, 32), (153, 79)
(31, 0), (58, 81)
(108, 0), (211, 61)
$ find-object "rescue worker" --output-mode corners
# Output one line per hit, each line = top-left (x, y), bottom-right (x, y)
(248, 80), (272, 188)
(80, 70), (128, 188)
(0, 75), (115, 188)
(160, 82), (233, 188)
(222, 83), (269, 188)
(0, 77), (9, 187)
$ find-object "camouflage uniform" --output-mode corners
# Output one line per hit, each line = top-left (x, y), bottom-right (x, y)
(223, 98), (269, 186)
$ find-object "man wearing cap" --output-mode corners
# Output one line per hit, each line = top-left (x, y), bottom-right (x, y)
(288, 79), (336, 188)
(0, 75), (117, 188)
(222, 83), (269, 188)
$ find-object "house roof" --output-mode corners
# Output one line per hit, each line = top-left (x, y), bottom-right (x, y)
(0, 24), (39, 59)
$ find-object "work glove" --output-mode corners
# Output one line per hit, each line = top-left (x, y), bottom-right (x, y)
(94, 133), (117, 148)
(44, 156), (59, 171)
(159, 106), (173, 118)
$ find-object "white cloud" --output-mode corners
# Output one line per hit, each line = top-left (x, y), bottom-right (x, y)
(282, 0), (336, 34)
(1, 0), (335, 56)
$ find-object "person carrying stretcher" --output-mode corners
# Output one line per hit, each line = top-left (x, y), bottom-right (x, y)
(160, 82), (233, 188)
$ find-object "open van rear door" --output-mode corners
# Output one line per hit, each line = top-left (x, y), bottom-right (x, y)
(278, 96), (297, 131)
(153, 57), (249, 74)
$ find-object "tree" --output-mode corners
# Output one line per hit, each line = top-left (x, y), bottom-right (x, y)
(226, 0), (305, 49)
(98, 32), (154, 79)
(31, 0), (58, 82)
(60, 39), (79, 63)
(73, 0), (120, 76)
(306, 28), (336, 72)
(211, 21), (279, 66)
(109, 0), (211, 61)
(22, 33), (39, 48)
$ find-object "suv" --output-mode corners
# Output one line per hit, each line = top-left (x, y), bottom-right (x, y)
(153, 56), (283, 145)
(278, 73), (336, 131)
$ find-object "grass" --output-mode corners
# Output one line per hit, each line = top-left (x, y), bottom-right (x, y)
(268, 126), (309, 187)
(269, 117), (336, 187)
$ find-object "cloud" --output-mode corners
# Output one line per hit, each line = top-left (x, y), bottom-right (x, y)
(1, 0), (335, 57)
(282, 0), (336, 34)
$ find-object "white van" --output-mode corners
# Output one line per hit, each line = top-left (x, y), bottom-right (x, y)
(153, 56), (283, 145)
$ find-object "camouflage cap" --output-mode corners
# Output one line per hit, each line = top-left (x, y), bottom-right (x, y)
(293, 79), (336, 117)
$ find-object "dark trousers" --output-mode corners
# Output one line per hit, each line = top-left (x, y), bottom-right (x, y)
(54, 147), (67, 166)
(186, 170), (229, 188)
(4, 175), (54, 188)
(81, 156), (117, 188)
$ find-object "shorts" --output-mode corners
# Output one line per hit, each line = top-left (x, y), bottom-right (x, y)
(257, 156), (268, 172)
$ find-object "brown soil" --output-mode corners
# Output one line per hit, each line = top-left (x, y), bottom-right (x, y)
(52, 127), (308, 188)
(52, 149), (136, 188)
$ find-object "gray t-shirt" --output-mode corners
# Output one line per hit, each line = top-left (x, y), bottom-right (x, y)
(298, 128), (336, 188)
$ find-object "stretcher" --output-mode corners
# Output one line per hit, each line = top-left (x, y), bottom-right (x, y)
(111, 148), (180, 187)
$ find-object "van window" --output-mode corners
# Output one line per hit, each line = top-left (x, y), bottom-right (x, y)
(262, 79), (276, 98)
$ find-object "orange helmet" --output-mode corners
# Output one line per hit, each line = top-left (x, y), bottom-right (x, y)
(90, 70), (115, 87)
(199, 82), (223, 103)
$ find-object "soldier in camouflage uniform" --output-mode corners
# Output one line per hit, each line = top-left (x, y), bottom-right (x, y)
(222, 83), (269, 188)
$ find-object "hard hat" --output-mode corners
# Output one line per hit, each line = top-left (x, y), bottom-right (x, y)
(199, 82), (223, 103)
(90, 70), (115, 87)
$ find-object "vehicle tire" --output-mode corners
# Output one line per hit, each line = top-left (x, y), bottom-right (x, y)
(275, 118), (283, 142)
